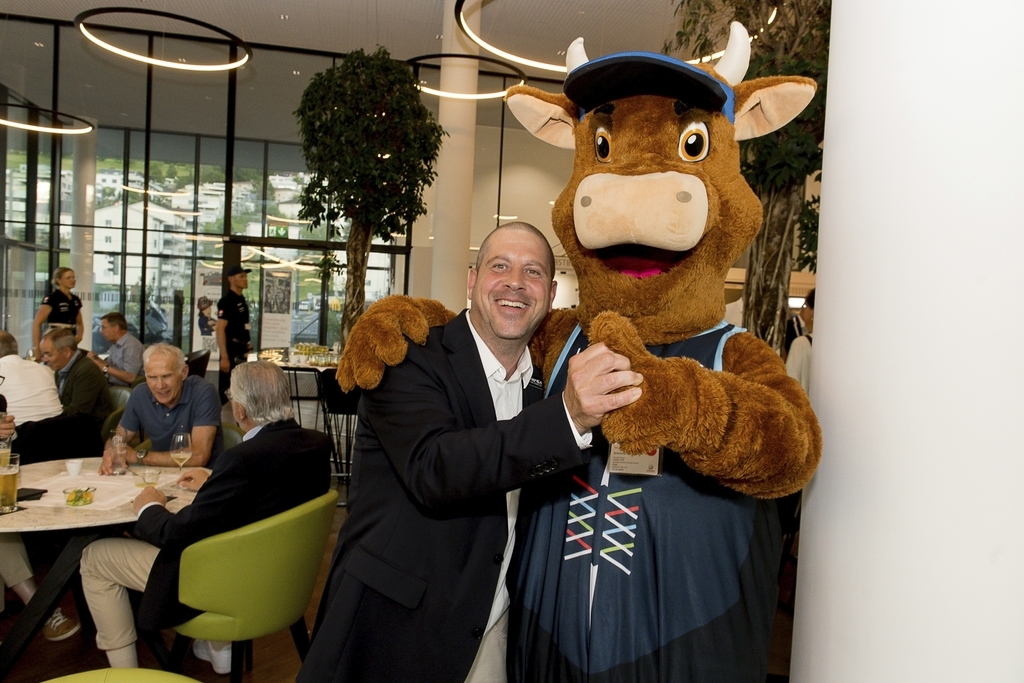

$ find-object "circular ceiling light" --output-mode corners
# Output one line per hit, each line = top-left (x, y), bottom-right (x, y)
(407, 53), (527, 100)
(453, 0), (566, 74)
(75, 7), (253, 72)
(0, 104), (94, 135)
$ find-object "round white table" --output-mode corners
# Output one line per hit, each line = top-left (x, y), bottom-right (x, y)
(0, 457), (198, 678)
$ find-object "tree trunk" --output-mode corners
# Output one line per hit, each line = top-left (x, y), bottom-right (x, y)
(742, 182), (804, 352)
(339, 219), (372, 347)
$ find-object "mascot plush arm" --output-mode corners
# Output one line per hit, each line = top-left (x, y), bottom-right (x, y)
(592, 312), (820, 498)
(337, 296), (456, 391)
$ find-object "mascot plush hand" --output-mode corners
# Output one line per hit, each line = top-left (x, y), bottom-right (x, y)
(339, 22), (821, 682)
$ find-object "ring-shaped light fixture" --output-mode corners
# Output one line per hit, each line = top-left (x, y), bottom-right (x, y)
(407, 53), (527, 100)
(453, 0), (566, 74)
(0, 103), (94, 135)
(74, 7), (253, 72)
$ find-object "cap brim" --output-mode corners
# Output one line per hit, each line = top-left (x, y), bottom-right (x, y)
(564, 52), (734, 122)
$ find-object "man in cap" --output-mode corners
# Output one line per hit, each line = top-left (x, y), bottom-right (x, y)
(215, 265), (251, 403)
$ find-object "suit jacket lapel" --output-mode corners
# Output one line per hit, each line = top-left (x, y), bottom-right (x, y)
(443, 312), (497, 427)
(524, 367), (544, 407)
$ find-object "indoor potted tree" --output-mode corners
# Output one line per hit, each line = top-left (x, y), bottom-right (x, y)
(295, 47), (444, 345)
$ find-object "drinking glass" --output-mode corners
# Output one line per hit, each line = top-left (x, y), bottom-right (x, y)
(109, 435), (128, 475)
(0, 453), (19, 513)
(170, 432), (192, 489)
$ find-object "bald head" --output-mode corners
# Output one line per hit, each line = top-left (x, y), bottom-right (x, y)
(476, 222), (555, 279)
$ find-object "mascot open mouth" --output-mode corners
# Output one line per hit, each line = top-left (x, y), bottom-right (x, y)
(595, 244), (686, 279)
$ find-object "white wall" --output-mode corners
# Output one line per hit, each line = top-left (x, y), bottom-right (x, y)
(792, 0), (1024, 680)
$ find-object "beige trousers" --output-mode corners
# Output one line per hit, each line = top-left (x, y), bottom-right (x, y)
(80, 537), (160, 650)
(0, 533), (34, 612)
(463, 609), (509, 683)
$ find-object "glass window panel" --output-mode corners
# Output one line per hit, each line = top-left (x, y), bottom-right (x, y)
(233, 140), (265, 237)
(3, 244), (41, 353)
(91, 254), (128, 353)
(266, 143), (316, 239)
(3, 123), (28, 239)
(199, 136), (226, 234)
(145, 254), (193, 348)
(0, 19), (54, 109)
(235, 50), (333, 144)
(59, 25), (148, 131)
(148, 133), (199, 233)
(125, 255), (143, 336)
(150, 37), (229, 137)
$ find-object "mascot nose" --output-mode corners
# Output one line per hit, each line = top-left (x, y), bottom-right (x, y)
(676, 191), (692, 203)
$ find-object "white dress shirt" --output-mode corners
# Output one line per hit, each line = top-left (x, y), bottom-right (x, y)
(0, 353), (63, 424)
(465, 318), (591, 634)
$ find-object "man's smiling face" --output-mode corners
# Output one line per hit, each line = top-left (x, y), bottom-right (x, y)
(467, 226), (556, 356)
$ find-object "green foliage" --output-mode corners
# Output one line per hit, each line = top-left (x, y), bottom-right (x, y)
(294, 46), (444, 241)
(667, 0), (830, 270)
(795, 195), (819, 272)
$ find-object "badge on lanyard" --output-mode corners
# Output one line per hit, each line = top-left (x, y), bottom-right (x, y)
(608, 442), (663, 476)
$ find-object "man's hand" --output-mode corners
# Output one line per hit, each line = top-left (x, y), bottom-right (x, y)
(563, 342), (643, 434)
(87, 351), (105, 369)
(133, 486), (167, 514)
(176, 468), (210, 491)
(220, 355), (230, 373)
(98, 444), (115, 475)
(0, 414), (15, 439)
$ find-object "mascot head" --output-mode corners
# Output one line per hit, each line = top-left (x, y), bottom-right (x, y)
(507, 23), (816, 343)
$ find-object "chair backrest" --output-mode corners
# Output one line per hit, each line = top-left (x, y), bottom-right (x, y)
(185, 350), (211, 379)
(176, 489), (339, 642)
(101, 406), (125, 442)
(109, 386), (132, 410)
(321, 370), (361, 416)
(222, 423), (244, 450)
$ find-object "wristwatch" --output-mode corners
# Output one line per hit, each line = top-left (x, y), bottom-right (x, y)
(136, 449), (146, 464)
(102, 364), (109, 375)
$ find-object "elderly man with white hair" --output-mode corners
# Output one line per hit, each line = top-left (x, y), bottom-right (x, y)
(100, 343), (223, 473)
(80, 360), (332, 672)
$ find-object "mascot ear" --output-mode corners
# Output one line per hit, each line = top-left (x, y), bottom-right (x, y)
(732, 76), (817, 141)
(506, 85), (578, 150)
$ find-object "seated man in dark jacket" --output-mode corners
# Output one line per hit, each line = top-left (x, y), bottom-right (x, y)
(79, 361), (332, 671)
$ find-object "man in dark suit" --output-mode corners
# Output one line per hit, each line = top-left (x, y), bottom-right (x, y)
(79, 361), (332, 671)
(299, 223), (643, 683)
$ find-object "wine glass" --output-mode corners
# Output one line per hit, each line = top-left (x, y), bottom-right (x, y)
(170, 432), (192, 489)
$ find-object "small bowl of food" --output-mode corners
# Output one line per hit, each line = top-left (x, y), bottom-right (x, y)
(63, 487), (96, 507)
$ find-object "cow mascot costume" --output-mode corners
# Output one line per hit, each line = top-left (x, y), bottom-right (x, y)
(335, 22), (822, 682)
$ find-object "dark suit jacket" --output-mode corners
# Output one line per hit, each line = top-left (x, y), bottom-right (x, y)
(299, 312), (590, 683)
(58, 351), (113, 426)
(133, 419), (332, 630)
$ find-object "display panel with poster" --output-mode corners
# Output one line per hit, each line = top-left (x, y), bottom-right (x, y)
(193, 265), (223, 361)
(261, 270), (293, 349)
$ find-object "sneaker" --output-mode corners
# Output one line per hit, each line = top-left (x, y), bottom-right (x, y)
(42, 607), (81, 642)
(193, 639), (232, 675)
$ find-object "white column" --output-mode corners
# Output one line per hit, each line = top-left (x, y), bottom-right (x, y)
(429, 0), (480, 310)
(70, 121), (97, 350)
(791, 2), (1024, 681)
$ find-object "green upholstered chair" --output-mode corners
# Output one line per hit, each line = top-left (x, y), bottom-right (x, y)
(108, 385), (132, 410)
(101, 406), (125, 442)
(44, 669), (200, 682)
(170, 490), (339, 683)
(222, 423), (244, 450)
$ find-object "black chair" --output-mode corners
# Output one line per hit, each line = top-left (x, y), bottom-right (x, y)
(185, 350), (211, 379)
(321, 369), (360, 505)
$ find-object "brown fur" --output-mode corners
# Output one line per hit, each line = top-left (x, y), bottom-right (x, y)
(341, 69), (822, 499)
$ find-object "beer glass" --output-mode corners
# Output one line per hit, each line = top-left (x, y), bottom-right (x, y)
(0, 453), (19, 513)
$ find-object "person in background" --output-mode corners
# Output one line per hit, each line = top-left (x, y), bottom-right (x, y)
(88, 312), (145, 387)
(40, 328), (113, 428)
(32, 267), (84, 361)
(216, 265), (251, 404)
(786, 288), (815, 393)
(0, 331), (63, 425)
(100, 343), (222, 473)
(79, 361), (331, 671)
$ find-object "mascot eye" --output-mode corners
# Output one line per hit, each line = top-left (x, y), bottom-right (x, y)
(678, 122), (710, 162)
(594, 128), (611, 162)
